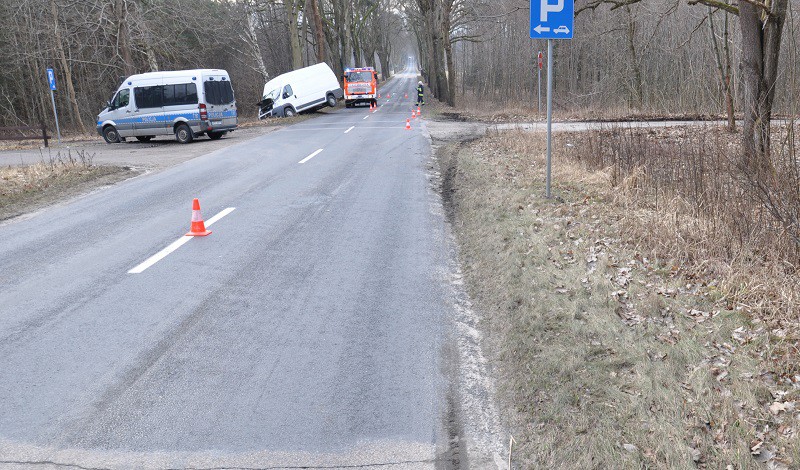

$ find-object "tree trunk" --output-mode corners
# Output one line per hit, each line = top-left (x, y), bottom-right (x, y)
(708, 5), (735, 131)
(444, 40), (455, 106)
(442, 0), (455, 106)
(378, 51), (391, 80)
(114, 0), (134, 75)
(352, 27), (363, 66)
(336, 0), (352, 69)
(624, 5), (643, 109)
(50, 0), (86, 133)
(309, 0), (326, 63)
(244, 2), (270, 82)
(145, 34), (159, 72)
(285, 0), (303, 70)
(739, 0), (788, 169)
(432, 4), (448, 104)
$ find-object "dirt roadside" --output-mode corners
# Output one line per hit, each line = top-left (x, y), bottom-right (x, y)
(430, 120), (799, 468)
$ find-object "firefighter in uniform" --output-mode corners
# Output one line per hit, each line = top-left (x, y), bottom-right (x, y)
(416, 81), (425, 106)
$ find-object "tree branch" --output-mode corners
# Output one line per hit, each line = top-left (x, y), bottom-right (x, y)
(686, 0), (738, 15)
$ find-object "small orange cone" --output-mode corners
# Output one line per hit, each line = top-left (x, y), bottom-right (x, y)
(405, 118), (411, 130)
(186, 198), (211, 236)
(417, 106), (421, 116)
(404, 93), (408, 99)
(387, 93), (391, 99)
(412, 110), (416, 119)
(378, 93), (382, 98)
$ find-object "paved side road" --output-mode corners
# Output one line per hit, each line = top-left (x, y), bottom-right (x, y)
(0, 121), (301, 170)
(0, 70), (505, 469)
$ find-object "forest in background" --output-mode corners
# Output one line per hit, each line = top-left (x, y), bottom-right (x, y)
(0, 0), (410, 131)
(0, 0), (798, 132)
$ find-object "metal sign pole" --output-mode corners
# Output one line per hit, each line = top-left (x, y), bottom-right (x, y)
(530, 0), (572, 198)
(538, 54), (542, 116)
(546, 40), (553, 199)
(49, 89), (61, 145)
(46, 68), (61, 145)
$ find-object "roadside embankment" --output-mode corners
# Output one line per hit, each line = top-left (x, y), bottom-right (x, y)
(436, 127), (799, 469)
(0, 151), (134, 223)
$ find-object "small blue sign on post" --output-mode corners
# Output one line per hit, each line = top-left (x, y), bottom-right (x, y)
(46, 68), (57, 90)
(530, 0), (574, 40)
(45, 68), (61, 144)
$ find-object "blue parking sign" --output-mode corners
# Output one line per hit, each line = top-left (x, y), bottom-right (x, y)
(530, 0), (574, 39)
(46, 68), (57, 90)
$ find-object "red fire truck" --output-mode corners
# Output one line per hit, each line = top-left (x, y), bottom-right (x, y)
(343, 67), (378, 108)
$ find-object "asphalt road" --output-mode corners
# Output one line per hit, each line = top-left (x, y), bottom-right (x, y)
(0, 70), (500, 469)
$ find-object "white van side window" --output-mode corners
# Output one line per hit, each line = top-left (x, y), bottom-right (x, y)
(163, 83), (198, 106)
(283, 85), (293, 98)
(134, 86), (163, 109)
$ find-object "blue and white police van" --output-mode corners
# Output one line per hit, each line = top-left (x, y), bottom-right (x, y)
(97, 69), (238, 144)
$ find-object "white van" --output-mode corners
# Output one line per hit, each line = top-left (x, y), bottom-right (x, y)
(97, 69), (238, 144)
(258, 63), (343, 118)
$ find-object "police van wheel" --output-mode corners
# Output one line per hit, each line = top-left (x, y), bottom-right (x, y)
(135, 136), (153, 142)
(102, 126), (120, 144)
(175, 124), (194, 144)
(284, 106), (296, 117)
(208, 131), (225, 140)
(326, 94), (337, 107)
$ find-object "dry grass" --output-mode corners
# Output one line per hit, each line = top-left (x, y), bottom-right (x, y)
(0, 150), (132, 220)
(426, 93), (750, 124)
(439, 130), (799, 469)
(562, 124), (800, 323)
(0, 133), (98, 151)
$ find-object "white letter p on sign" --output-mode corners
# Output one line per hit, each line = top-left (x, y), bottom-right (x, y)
(540, 0), (564, 22)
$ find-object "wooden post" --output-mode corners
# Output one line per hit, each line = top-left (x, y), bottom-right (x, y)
(40, 120), (49, 147)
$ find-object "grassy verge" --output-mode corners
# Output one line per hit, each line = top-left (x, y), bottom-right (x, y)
(0, 150), (134, 221)
(439, 131), (798, 469)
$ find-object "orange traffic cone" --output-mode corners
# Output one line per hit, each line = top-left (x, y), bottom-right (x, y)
(417, 106), (421, 116)
(405, 118), (411, 130)
(412, 110), (416, 119)
(378, 93), (382, 98)
(387, 93), (391, 99)
(186, 198), (211, 236)
(404, 93), (408, 99)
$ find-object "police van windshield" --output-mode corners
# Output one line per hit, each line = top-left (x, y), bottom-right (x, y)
(346, 71), (372, 82)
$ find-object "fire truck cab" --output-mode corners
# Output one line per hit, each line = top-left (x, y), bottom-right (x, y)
(343, 67), (378, 108)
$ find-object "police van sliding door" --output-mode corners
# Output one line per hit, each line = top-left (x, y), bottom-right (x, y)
(162, 82), (199, 130)
(132, 81), (166, 136)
